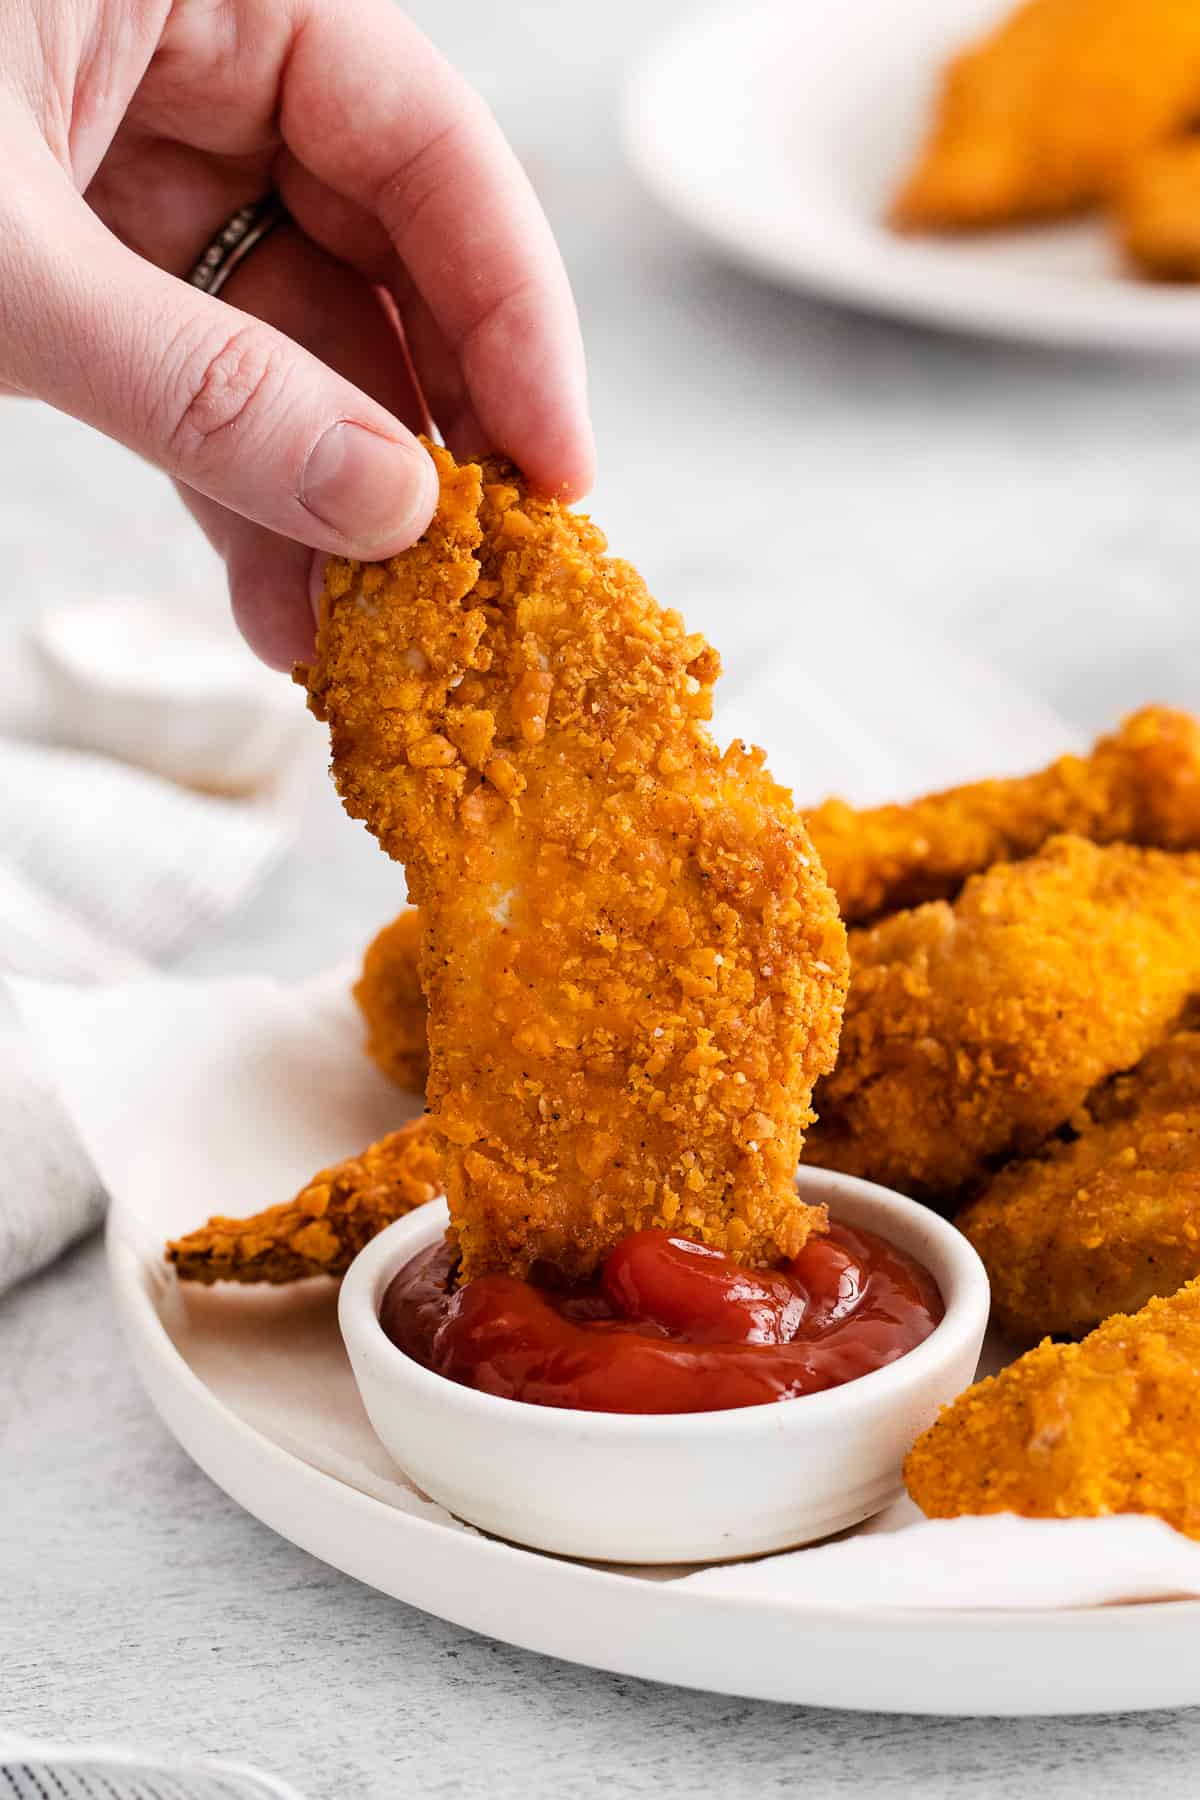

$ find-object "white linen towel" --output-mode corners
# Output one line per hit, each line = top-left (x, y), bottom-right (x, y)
(0, 594), (312, 1295)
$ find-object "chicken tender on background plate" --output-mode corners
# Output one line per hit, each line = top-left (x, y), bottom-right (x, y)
(804, 837), (1200, 1198)
(167, 1121), (440, 1285)
(892, 0), (1200, 231)
(1116, 138), (1200, 281)
(302, 445), (848, 1281)
(905, 1278), (1200, 1538)
(806, 706), (1200, 925)
(960, 1031), (1200, 1340)
(355, 906), (429, 1092)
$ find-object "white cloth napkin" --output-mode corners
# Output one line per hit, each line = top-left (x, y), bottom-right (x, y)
(0, 593), (312, 1295)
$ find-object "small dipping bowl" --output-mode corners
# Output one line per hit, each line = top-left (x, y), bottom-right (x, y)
(339, 1168), (990, 1565)
(36, 593), (304, 795)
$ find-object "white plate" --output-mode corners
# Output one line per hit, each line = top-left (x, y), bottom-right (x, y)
(109, 1211), (1200, 1715)
(624, 0), (1200, 352)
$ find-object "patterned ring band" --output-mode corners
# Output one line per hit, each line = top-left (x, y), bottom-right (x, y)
(186, 194), (288, 298)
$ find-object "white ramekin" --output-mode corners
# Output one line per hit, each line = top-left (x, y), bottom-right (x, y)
(35, 593), (304, 795)
(339, 1168), (989, 1565)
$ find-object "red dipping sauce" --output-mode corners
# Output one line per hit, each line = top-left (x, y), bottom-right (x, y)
(380, 1222), (944, 1415)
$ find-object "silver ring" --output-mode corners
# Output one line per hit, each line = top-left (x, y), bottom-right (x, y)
(186, 194), (287, 297)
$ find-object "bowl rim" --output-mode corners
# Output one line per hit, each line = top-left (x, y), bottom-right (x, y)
(338, 1165), (991, 1437)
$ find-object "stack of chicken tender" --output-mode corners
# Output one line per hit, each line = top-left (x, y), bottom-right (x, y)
(811, 705), (1200, 1534)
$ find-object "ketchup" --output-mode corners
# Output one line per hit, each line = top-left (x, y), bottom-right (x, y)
(380, 1223), (943, 1415)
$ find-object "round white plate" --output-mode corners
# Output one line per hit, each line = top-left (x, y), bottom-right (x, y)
(624, 0), (1200, 352)
(110, 1215), (1200, 1715)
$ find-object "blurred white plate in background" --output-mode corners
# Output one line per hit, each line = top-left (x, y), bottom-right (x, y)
(625, 0), (1200, 353)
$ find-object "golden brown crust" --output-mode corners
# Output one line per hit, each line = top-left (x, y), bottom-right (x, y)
(905, 1278), (1200, 1537)
(959, 1032), (1200, 1340)
(890, 0), (1200, 232)
(301, 443), (849, 1280)
(354, 907), (429, 1092)
(806, 706), (1200, 925)
(166, 1120), (441, 1285)
(1115, 138), (1200, 281)
(804, 836), (1200, 1198)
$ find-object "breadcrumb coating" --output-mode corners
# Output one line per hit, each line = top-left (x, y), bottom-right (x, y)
(905, 1278), (1200, 1537)
(301, 444), (848, 1281)
(166, 1121), (441, 1285)
(354, 907), (429, 1092)
(891, 0), (1200, 231)
(1115, 138), (1200, 281)
(960, 1032), (1200, 1340)
(806, 706), (1200, 925)
(804, 837), (1200, 1198)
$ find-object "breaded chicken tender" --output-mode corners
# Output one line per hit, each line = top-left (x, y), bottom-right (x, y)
(806, 706), (1200, 925)
(355, 907), (429, 1092)
(301, 444), (848, 1281)
(167, 1121), (441, 1285)
(1116, 138), (1200, 281)
(804, 837), (1200, 1198)
(960, 1032), (1200, 1340)
(892, 0), (1200, 231)
(905, 1278), (1200, 1537)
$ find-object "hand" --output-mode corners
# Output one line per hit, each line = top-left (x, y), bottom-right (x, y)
(0, 0), (595, 666)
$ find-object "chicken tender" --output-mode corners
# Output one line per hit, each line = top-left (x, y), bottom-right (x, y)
(905, 1278), (1200, 1538)
(806, 706), (1200, 925)
(347, 711), (1200, 1089)
(804, 837), (1200, 1198)
(301, 444), (849, 1281)
(960, 1032), (1200, 1340)
(892, 0), (1200, 231)
(355, 907), (429, 1092)
(1116, 138), (1200, 281)
(167, 1120), (441, 1285)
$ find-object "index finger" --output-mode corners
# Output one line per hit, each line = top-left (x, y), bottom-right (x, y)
(280, 1), (595, 499)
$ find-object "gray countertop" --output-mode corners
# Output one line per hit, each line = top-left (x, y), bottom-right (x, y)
(3, 0), (1200, 1791)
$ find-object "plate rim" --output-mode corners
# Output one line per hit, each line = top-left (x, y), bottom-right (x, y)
(109, 1209), (1200, 1715)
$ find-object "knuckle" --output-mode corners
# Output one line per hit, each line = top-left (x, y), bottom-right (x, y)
(164, 323), (279, 464)
(458, 276), (540, 366)
(375, 116), (467, 244)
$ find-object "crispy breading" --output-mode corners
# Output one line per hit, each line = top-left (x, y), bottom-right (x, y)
(891, 0), (1200, 232)
(959, 1032), (1200, 1340)
(355, 907), (429, 1092)
(1115, 138), (1200, 281)
(166, 1120), (441, 1285)
(806, 706), (1200, 925)
(804, 837), (1200, 1198)
(301, 443), (848, 1281)
(905, 1278), (1200, 1537)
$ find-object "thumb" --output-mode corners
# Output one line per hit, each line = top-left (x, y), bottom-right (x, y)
(2, 153), (438, 558)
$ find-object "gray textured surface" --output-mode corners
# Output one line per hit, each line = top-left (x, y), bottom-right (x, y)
(3, 0), (1200, 1790)
(6, 1240), (1200, 1800)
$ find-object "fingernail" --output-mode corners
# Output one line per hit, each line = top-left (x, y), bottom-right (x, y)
(301, 422), (437, 554)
